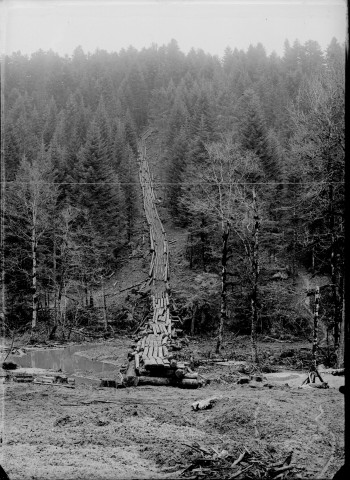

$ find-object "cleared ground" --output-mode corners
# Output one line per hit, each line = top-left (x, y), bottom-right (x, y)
(1, 336), (345, 480)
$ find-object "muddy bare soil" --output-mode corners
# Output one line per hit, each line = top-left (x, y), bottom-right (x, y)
(1, 336), (345, 480)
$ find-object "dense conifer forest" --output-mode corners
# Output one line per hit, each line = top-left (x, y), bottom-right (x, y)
(1, 38), (345, 366)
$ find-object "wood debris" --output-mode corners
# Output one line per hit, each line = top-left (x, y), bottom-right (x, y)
(176, 444), (298, 479)
(191, 397), (220, 411)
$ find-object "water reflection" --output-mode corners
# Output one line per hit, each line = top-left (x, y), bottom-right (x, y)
(11, 343), (118, 377)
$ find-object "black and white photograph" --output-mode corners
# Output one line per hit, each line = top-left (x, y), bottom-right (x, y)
(0, 0), (346, 479)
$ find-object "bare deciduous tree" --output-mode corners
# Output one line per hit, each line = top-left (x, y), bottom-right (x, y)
(182, 138), (265, 362)
(6, 147), (58, 331)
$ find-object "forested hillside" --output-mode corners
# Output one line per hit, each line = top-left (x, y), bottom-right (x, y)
(1, 38), (345, 365)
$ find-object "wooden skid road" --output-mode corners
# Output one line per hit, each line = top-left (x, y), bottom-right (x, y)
(121, 130), (198, 388)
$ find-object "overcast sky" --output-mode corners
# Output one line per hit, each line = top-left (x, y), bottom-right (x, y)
(1, 0), (347, 58)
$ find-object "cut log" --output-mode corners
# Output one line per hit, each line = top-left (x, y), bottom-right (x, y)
(191, 397), (218, 411)
(180, 379), (199, 389)
(175, 369), (185, 379)
(162, 345), (168, 358)
(135, 353), (140, 372)
(100, 379), (117, 388)
(14, 376), (33, 383)
(144, 358), (158, 368)
(2, 361), (18, 370)
(55, 375), (68, 384)
(184, 372), (198, 379)
(143, 346), (150, 358)
(237, 377), (250, 384)
(138, 376), (171, 386)
(151, 342), (158, 357)
(124, 359), (138, 386)
(170, 359), (177, 369)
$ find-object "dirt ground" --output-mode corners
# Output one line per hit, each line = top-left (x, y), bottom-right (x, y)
(0, 335), (345, 480)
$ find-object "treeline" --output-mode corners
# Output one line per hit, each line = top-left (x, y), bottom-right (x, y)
(1, 39), (345, 363)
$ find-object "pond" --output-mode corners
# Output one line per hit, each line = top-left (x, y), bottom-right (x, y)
(10, 343), (118, 385)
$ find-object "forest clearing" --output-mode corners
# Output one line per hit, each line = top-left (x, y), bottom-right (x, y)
(0, 2), (346, 479)
(0, 334), (345, 480)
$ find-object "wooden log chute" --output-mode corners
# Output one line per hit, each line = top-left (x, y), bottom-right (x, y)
(122, 130), (199, 388)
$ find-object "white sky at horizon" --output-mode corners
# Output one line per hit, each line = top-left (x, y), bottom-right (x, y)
(1, 0), (347, 59)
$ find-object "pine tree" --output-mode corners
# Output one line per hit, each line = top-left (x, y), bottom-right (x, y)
(72, 121), (126, 257)
(238, 89), (283, 181)
(43, 97), (58, 146)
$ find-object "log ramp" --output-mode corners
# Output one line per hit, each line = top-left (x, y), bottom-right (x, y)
(120, 129), (200, 388)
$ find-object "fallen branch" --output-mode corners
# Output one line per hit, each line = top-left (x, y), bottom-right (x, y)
(69, 328), (105, 338)
(2, 330), (15, 363)
(230, 464), (253, 478)
(272, 465), (294, 474)
(117, 280), (147, 292)
(231, 448), (248, 467)
(263, 336), (291, 343)
(181, 443), (210, 456)
(132, 315), (149, 335)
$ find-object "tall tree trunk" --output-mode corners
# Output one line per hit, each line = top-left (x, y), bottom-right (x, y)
(31, 228), (38, 330)
(85, 285), (88, 307)
(191, 303), (197, 336)
(250, 188), (260, 365)
(102, 279), (108, 331)
(311, 245), (315, 273)
(337, 277), (345, 368)
(189, 233), (193, 269)
(53, 232), (58, 326)
(0, 220), (6, 330)
(312, 286), (320, 369)
(200, 216), (206, 270)
(329, 184), (343, 367)
(292, 204), (297, 285)
(216, 221), (229, 354)
(0, 122), (6, 330)
(331, 233), (340, 353)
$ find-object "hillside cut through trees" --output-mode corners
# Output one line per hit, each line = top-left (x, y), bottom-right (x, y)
(121, 129), (199, 388)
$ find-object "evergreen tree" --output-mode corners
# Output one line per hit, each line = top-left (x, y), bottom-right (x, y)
(72, 120), (126, 257)
(237, 88), (283, 181)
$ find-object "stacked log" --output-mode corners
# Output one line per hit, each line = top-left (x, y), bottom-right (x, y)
(122, 130), (199, 388)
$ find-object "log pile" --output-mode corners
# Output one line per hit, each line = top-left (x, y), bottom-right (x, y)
(176, 443), (298, 479)
(6, 371), (75, 386)
(121, 129), (199, 388)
